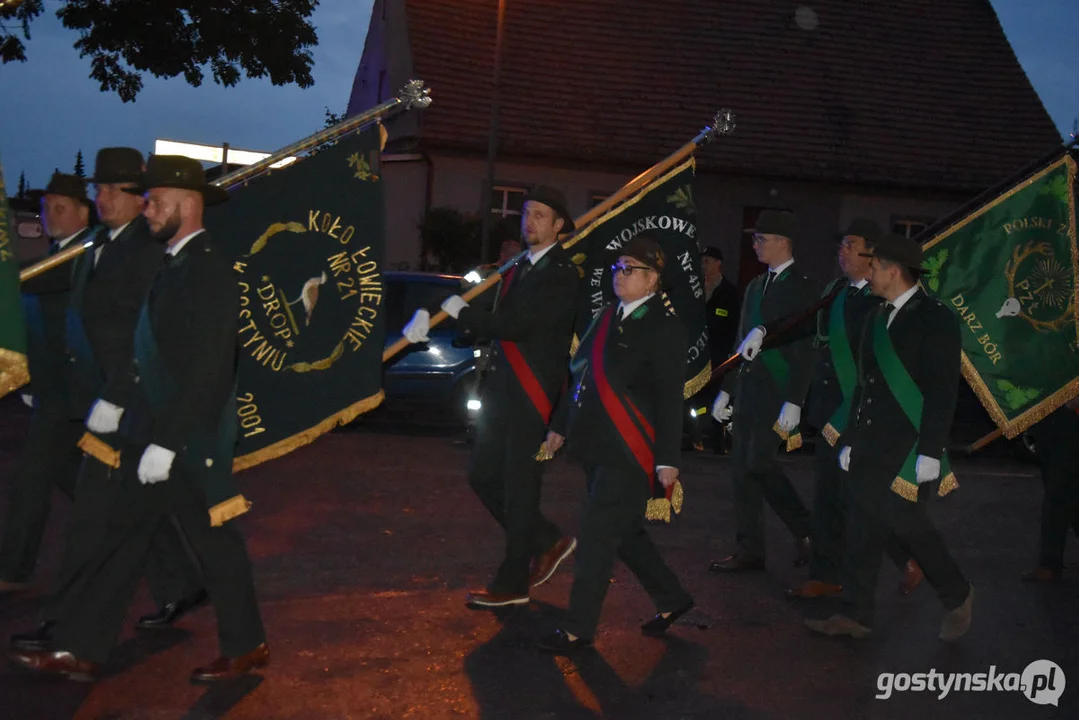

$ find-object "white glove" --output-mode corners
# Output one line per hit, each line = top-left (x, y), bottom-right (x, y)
(776, 402), (801, 433)
(711, 391), (732, 422)
(441, 295), (468, 319)
(915, 455), (941, 484)
(838, 446), (851, 471)
(737, 326), (767, 361)
(402, 309), (430, 343)
(137, 443), (175, 485)
(86, 399), (124, 434)
(21, 394), (33, 408)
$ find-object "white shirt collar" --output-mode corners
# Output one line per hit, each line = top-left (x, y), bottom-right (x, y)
(618, 293), (655, 319)
(527, 242), (557, 265)
(886, 284), (921, 327)
(55, 227), (87, 250)
(768, 258), (795, 275)
(167, 229), (206, 257)
(108, 220), (133, 241)
(851, 277), (869, 290)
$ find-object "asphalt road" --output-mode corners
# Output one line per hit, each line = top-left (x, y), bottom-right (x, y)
(0, 398), (1075, 719)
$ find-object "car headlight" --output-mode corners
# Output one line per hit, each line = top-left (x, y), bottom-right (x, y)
(467, 399), (482, 412)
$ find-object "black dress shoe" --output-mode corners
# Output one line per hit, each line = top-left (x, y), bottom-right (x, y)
(641, 601), (694, 637)
(709, 554), (765, 573)
(136, 589), (208, 630)
(537, 629), (593, 655)
(10, 621), (55, 652)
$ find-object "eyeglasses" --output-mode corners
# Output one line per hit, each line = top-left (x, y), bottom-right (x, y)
(751, 234), (772, 246)
(610, 263), (654, 276)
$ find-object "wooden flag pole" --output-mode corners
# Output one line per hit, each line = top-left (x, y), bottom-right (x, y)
(965, 427), (1005, 454)
(382, 109), (737, 364)
(18, 80), (432, 283)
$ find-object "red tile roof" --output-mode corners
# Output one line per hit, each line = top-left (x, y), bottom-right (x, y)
(401, 0), (1061, 192)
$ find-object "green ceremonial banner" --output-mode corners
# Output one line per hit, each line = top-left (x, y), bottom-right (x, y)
(204, 127), (387, 470)
(564, 158), (709, 398)
(0, 158), (29, 399)
(922, 151), (1079, 438)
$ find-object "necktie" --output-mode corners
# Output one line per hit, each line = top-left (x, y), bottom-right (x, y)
(517, 258), (532, 282)
(47, 242), (62, 257)
(762, 271), (776, 296)
(882, 301), (895, 326)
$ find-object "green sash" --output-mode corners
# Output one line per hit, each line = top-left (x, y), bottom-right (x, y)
(746, 268), (801, 451)
(871, 313), (958, 501)
(821, 284), (857, 446)
(134, 305), (250, 525)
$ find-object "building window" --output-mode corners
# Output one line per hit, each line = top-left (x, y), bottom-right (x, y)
(589, 193), (610, 209)
(892, 217), (931, 239)
(491, 185), (528, 218)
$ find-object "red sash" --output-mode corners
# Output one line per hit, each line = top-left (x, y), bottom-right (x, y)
(497, 264), (553, 422)
(590, 308), (656, 481)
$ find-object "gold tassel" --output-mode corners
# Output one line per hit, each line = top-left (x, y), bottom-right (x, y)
(646, 481), (684, 523)
(78, 432), (121, 469)
(773, 422), (803, 452)
(938, 472), (959, 497)
(0, 347), (30, 399)
(670, 480), (684, 515)
(890, 476), (919, 502)
(645, 497), (671, 523)
(534, 441), (555, 462)
(208, 495), (253, 527)
(822, 424), (840, 447)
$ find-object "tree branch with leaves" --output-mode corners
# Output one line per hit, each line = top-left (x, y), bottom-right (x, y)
(0, 0), (319, 102)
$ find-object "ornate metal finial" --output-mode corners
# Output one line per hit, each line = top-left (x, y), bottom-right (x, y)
(710, 108), (736, 138)
(399, 80), (432, 110)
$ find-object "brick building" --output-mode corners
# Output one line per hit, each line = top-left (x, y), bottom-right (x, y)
(348, 0), (1060, 285)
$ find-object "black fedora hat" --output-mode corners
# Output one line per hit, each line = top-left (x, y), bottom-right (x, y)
(124, 155), (229, 205)
(524, 185), (574, 233)
(840, 217), (882, 245)
(701, 246), (724, 262)
(859, 233), (924, 273)
(27, 172), (92, 207)
(619, 234), (666, 274)
(89, 147), (145, 184)
(745, 209), (797, 240)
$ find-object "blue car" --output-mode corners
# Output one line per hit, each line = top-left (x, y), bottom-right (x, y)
(381, 271), (495, 427)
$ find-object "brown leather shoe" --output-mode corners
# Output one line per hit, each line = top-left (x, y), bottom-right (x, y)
(793, 537), (811, 567)
(9, 649), (99, 682)
(1022, 566), (1063, 583)
(190, 643), (269, 683)
(0, 579), (30, 594)
(530, 536), (577, 588)
(939, 586), (973, 642)
(708, 554), (765, 573)
(899, 559), (924, 595)
(465, 590), (530, 608)
(786, 580), (842, 599)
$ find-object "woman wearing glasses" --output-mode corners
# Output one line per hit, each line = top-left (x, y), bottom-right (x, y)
(538, 235), (694, 654)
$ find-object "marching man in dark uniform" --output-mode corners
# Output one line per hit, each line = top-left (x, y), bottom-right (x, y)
(807, 233), (973, 641)
(0, 174), (94, 593)
(11, 156), (268, 682)
(709, 210), (818, 573)
(1021, 399), (1079, 582)
(685, 246), (739, 452)
(10, 149), (208, 653)
(402, 186), (579, 608)
(788, 219), (921, 599)
(539, 236), (694, 654)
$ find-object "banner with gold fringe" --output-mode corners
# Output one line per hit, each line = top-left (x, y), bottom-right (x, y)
(921, 148), (1079, 438)
(0, 157), (29, 399)
(204, 126), (387, 470)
